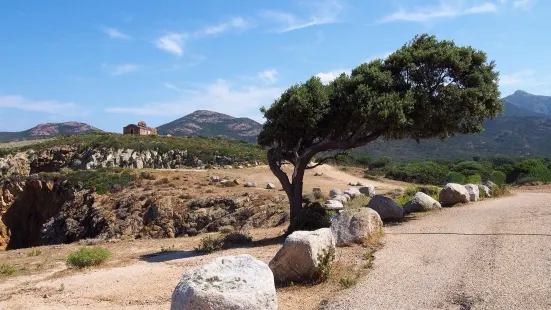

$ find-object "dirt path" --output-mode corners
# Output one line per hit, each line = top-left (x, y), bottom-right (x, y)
(328, 192), (551, 310)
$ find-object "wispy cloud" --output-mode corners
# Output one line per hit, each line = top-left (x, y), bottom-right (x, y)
(154, 17), (251, 56)
(258, 68), (279, 84)
(500, 70), (551, 95)
(513, 0), (535, 10)
(379, 1), (499, 23)
(154, 33), (186, 57)
(101, 26), (131, 39)
(107, 72), (283, 122)
(0, 95), (84, 116)
(194, 17), (251, 37)
(261, 0), (343, 33)
(110, 64), (139, 76)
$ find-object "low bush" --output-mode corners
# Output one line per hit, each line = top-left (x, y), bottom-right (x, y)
(140, 171), (156, 180)
(27, 249), (42, 257)
(194, 235), (224, 253)
(0, 264), (17, 276)
(39, 169), (136, 194)
(287, 203), (337, 235)
(465, 174), (482, 184)
(153, 177), (169, 185)
(194, 231), (253, 253)
(479, 186), (488, 198)
(345, 196), (371, 209)
(66, 246), (111, 268)
(313, 246), (335, 284)
(339, 276), (359, 289)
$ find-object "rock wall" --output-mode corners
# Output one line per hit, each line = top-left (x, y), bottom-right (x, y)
(0, 176), (288, 250)
(0, 146), (258, 177)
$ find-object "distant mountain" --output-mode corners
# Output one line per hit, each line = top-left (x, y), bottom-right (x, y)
(502, 100), (549, 117)
(156, 110), (262, 143)
(503, 90), (551, 116)
(0, 122), (101, 143)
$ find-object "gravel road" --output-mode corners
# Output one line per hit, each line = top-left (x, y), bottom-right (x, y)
(328, 192), (551, 310)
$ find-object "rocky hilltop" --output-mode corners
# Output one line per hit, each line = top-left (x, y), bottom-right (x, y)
(503, 90), (551, 116)
(156, 110), (262, 143)
(0, 122), (101, 143)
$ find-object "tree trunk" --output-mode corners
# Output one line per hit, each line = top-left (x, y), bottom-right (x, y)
(266, 148), (309, 221)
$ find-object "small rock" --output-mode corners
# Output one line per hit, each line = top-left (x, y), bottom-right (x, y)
(344, 188), (362, 199)
(233, 179), (241, 185)
(244, 182), (257, 188)
(329, 188), (343, 197)
(324, 200), (344, 210)
(211, 176), (220, 182)
(314, 172), (324, 177)
(330, 194), (349, 204)
(266, 183), (276, 189)
(359, 186), (375, 197)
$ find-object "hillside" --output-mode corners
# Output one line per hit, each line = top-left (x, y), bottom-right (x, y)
(156, 110), (262, 143)
(503, 90), (551, 116)
(0, 122), (100, 143)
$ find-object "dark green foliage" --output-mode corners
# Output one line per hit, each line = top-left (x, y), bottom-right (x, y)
(446, 171), (466, 184)
(194, 231), (253, 254)
(489, 170), (506, 186)
(66, 246), (111, 268)
(140, 171), (156, 180)
(465, 174), (482, 184)
(39, 169), (136, 194)
(313, 246), (335, 284)
(386, 161), (449, 185)
(287, 204), (336, 235)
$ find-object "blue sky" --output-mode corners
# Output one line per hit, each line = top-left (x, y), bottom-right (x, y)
(1, 0), (550, 132)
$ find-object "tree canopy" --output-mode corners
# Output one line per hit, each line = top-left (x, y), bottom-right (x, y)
(258, 34), (503, 220)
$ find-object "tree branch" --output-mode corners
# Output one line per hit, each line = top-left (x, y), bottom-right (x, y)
(306, 151), (348, 169)
(267, 148), (292, 195)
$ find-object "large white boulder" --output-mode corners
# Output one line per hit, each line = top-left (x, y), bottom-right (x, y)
(439, 183), (470, 206)
(344, 187), (362, 199)
(324, 200), (344, 210)
(367, 195), (404, 221)
(331, 208), (383, 247)
(478, 184), (492, 197)
(464, 184), (480, 202)
(329, 188), (343, 197)
(403, 192), (442, 213)
(269, 228), (335, 284)
(359, 185), (375, 197)
(171, 254), (277, 310)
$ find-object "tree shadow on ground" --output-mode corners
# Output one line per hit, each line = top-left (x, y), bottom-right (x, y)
(139, 250), (201, 263)
(383, 214), (419, 227)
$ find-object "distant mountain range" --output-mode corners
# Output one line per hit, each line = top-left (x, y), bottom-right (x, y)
(0, 122), (101, 143)
(2, 91), (551, 159)
(156, 110), (262, 143)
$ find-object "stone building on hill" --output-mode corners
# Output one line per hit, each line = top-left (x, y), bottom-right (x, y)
(123, 121), (157, 135)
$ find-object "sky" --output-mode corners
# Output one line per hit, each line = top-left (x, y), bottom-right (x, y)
(1, 0), (550, 132)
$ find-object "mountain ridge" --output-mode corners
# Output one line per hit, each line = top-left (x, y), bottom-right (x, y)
(0, 122), (101, 143)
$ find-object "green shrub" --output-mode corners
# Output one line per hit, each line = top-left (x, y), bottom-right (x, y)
(287, 204), (336, 235)
(465, 174), (482, 184)
(27, 249), (42, 257)
(194, 235), (225, 253)
(386, 161), (449, 185)
(446, 171), (466, 184)
(39, 169), (136, 194)
(396, 186), (440, 207)
(339, 276), (359, 289)
(339, 167), (349, 172)
(0, 264), (17, 276)
(489, 170), (506, 186)
(154, 177), (169, 185)
(313, 246), (335, 284)
(140, 171), (156, 180)
(479, 186), (488, 198)
(345, 196), (371, 209)
(66, 246), (111, 268)
(222, 231), (253, 246)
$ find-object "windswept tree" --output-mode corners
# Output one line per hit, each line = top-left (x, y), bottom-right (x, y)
(258, 34), (503, 220)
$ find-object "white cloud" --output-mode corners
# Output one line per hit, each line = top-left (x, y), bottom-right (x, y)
(110, 64), (139, 76)
(315, 68), (349, 84)
(106, 77), (283, 121)
(154, 17), (250, 56)
(500, 70), (551, 87)
(513, 0), (534, 10)
(258, 69), (279, 84)
(195, 17), (251, 37)
(380, 1), (499, 23)
(154, 33), (186, 56)
(261, 0), (343, 32)
(101, 26), (131, 39)
(0, 95), (83, 116)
